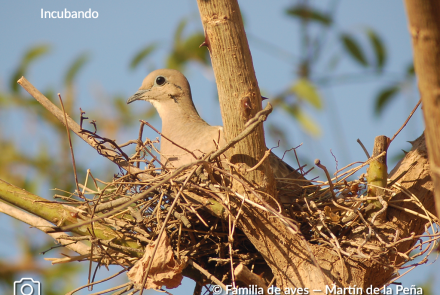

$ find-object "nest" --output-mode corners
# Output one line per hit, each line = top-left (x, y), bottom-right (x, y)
(45, 111), (439, 295)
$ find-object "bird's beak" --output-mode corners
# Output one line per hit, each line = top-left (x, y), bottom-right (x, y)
(126, 89), (149, 104)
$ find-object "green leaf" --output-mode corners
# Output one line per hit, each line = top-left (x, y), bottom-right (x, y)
(183, 33), (209, 64)
(22, 44), (51, 67)
(10, 70), (24, 93)
(281, 103), (321, 136)
(167, 18), (191, 71)
(286, 5), (332, 26)
(166, 17), (209, 71)
(130, 44), (157, 70)
(64, 53), (89, 86)
(366, 29), (387, 71)
(374, 85), (399, 115)
(167, 33), (208, 70)
(340, 33), (368, 67)
(267, 123), (288, 146)
(291, 78), (322, 109)
(10, 44), (51, 93)
(174, 18), (188, 45)
(0, 92), (7, 105)
(406, 62), (415, 76)
(326, 54), (341, 71)
(166, 49), (187, 71)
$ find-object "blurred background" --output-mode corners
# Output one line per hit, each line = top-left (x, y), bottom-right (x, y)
(0, 0), (434, 294)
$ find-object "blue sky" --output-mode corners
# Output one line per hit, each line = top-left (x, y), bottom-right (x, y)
(0, 0), (435, 294)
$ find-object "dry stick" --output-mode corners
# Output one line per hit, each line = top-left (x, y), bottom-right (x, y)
(228, 190), (245, 288)
(139, 141), (167, 171)
(67, 269), (129, 295)
(334, 161), (364, 175)
(227, 192), (236, 288)
(213, 166), (299, 233)
(314, 159), (356, 214)
(17, 77), (150, 180)
(136, 123), (145, 169)
(246, 149), (271, 172)
(389, 99), (421, 143)
(179, 104), (272, 182)
(88, 282), (133, 295)
(210, 103), (273, 163)
(188, 259), (227, 290)
(329, 151), (387, 185)
(388, 204), (433, 221)
(392, 182), (438, 222)
(59, 160), (203, 232)
(180, 192), (208, 227)
(58, 94), (86, 203)
(313, 203), (347, 280)
(314, 159), (337, 201)
(177, 223), (182, 260)
(135, 122), (167, 171)
(59, 93), (96, 290)
(357, 138), (371, 159)
(234, 263), (268, 295)
(139, 166), (198, 295)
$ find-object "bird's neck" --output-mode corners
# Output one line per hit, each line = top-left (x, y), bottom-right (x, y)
(155, 99), (207, 136)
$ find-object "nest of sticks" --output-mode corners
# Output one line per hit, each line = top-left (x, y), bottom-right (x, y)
(50, 113), (440, 295)
(16, 78), (438, 294)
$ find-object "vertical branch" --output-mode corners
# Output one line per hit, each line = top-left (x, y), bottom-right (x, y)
(403, 0), (440, 218)
(366, 135), (389, 218)
(196, 1), (328, 290)
(196, 0), (274, 190)
(367, 135), (389, 198)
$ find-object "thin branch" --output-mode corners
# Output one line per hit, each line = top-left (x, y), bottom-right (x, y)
(389, 99), (421, 143)
(17, 77), (151, 180)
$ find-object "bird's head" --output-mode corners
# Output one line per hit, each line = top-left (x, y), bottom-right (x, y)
(127, 69), (192, 107)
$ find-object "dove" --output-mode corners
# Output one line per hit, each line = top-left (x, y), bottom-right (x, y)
(127, 69), (302, 181)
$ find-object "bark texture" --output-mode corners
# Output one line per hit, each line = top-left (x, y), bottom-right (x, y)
(196, 0), (274, 189)
(403, 0), (440, 218)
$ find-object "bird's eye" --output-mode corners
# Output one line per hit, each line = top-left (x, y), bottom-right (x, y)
(156, 76), (166, 86)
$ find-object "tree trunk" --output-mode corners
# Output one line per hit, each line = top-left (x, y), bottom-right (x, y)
(403, 0), (440, 219)
(196, 0), (274, 191)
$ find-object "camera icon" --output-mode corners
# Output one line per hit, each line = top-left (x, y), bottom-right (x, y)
(14, 278), (40, 295)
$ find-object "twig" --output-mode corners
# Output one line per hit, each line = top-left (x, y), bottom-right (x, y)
(234, 263), (268, 295)
(188, 259), (227, 290)
(246, 149), (271, 172)
(389, 99), (421, 143)
(209, 103), (273, 162)
(66, 269), (128, 295)
(58, 93), (85, 203)
(59, 160), (206, 232)
(357, 139), (370, 159)
(17, 77), (151, 180)
(139, 166), (198, 295)
(314, 159), (337, 201)
(388, 204), (433, 221)
(89, 282), (133, 295)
